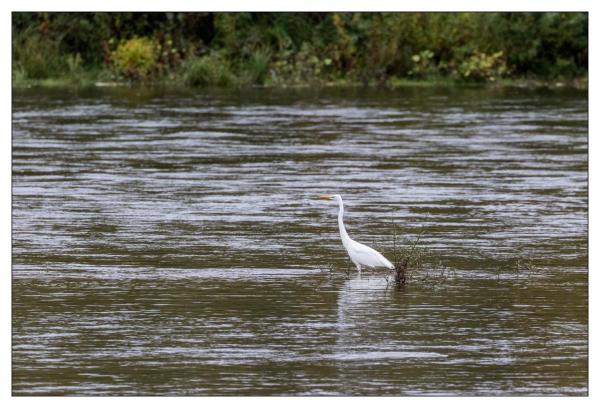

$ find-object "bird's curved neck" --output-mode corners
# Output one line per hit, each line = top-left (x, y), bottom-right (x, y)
(337, 199), (351, 246)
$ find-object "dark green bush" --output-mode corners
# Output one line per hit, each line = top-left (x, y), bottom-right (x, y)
(246, 48), (271, 85)
(12, 32), (64, 79)
(409, 50), (437, 78)
(183, 52), (234, 87)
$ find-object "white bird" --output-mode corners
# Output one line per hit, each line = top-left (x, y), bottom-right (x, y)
(319, 194), (394, 274)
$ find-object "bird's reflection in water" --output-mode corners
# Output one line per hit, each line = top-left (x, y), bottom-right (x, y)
(333, 275), (447, 394)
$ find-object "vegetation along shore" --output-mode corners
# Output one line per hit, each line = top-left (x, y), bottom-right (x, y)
(12, 12), (588, 89)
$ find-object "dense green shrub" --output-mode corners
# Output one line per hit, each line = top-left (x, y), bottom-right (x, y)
(111, 37), (158, 80)
(457, 51), (508, 82)
(409, 50), (437, 78)
(246, 48), (271, 85)
(183, 52), (234, 87)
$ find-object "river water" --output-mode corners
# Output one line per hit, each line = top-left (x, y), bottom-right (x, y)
(12, 86), (587, 395)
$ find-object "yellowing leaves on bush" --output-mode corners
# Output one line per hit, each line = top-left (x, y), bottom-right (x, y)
(111, 37), (158, 80)
(458, 51), (507, 82)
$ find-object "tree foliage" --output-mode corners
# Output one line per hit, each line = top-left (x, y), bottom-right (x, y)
(12, 12), (588, 85)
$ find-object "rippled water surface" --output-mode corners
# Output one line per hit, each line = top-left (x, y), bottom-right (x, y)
(12, 87), (587, 395)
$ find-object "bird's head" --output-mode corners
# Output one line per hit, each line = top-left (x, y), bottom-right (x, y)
(318, 194), (342, 202)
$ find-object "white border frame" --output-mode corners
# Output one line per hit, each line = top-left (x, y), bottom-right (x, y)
(2, 2), (595, 407)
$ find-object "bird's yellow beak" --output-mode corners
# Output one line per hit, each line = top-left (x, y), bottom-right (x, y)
(318, 195), (334, 200)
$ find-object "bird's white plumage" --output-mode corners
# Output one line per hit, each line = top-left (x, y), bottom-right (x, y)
(344, 239), (394, 269)
(320, 194), (394, 274)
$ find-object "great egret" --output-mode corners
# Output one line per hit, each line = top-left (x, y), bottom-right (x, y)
(319, 194), (394, 274)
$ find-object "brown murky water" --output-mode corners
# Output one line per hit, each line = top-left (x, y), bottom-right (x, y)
(12, 86), (587, 395)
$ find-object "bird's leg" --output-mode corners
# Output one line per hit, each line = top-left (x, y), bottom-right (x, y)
(354, 263), (362, 278)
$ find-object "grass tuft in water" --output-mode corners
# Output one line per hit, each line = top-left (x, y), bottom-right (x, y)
(381, 220), (460, 289)
(383, 221), (430, 287)
(512, 250), (537, 282)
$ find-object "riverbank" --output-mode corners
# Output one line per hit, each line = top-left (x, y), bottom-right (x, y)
(13, 13), (587, 93)
(12, 75), (588, 91)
